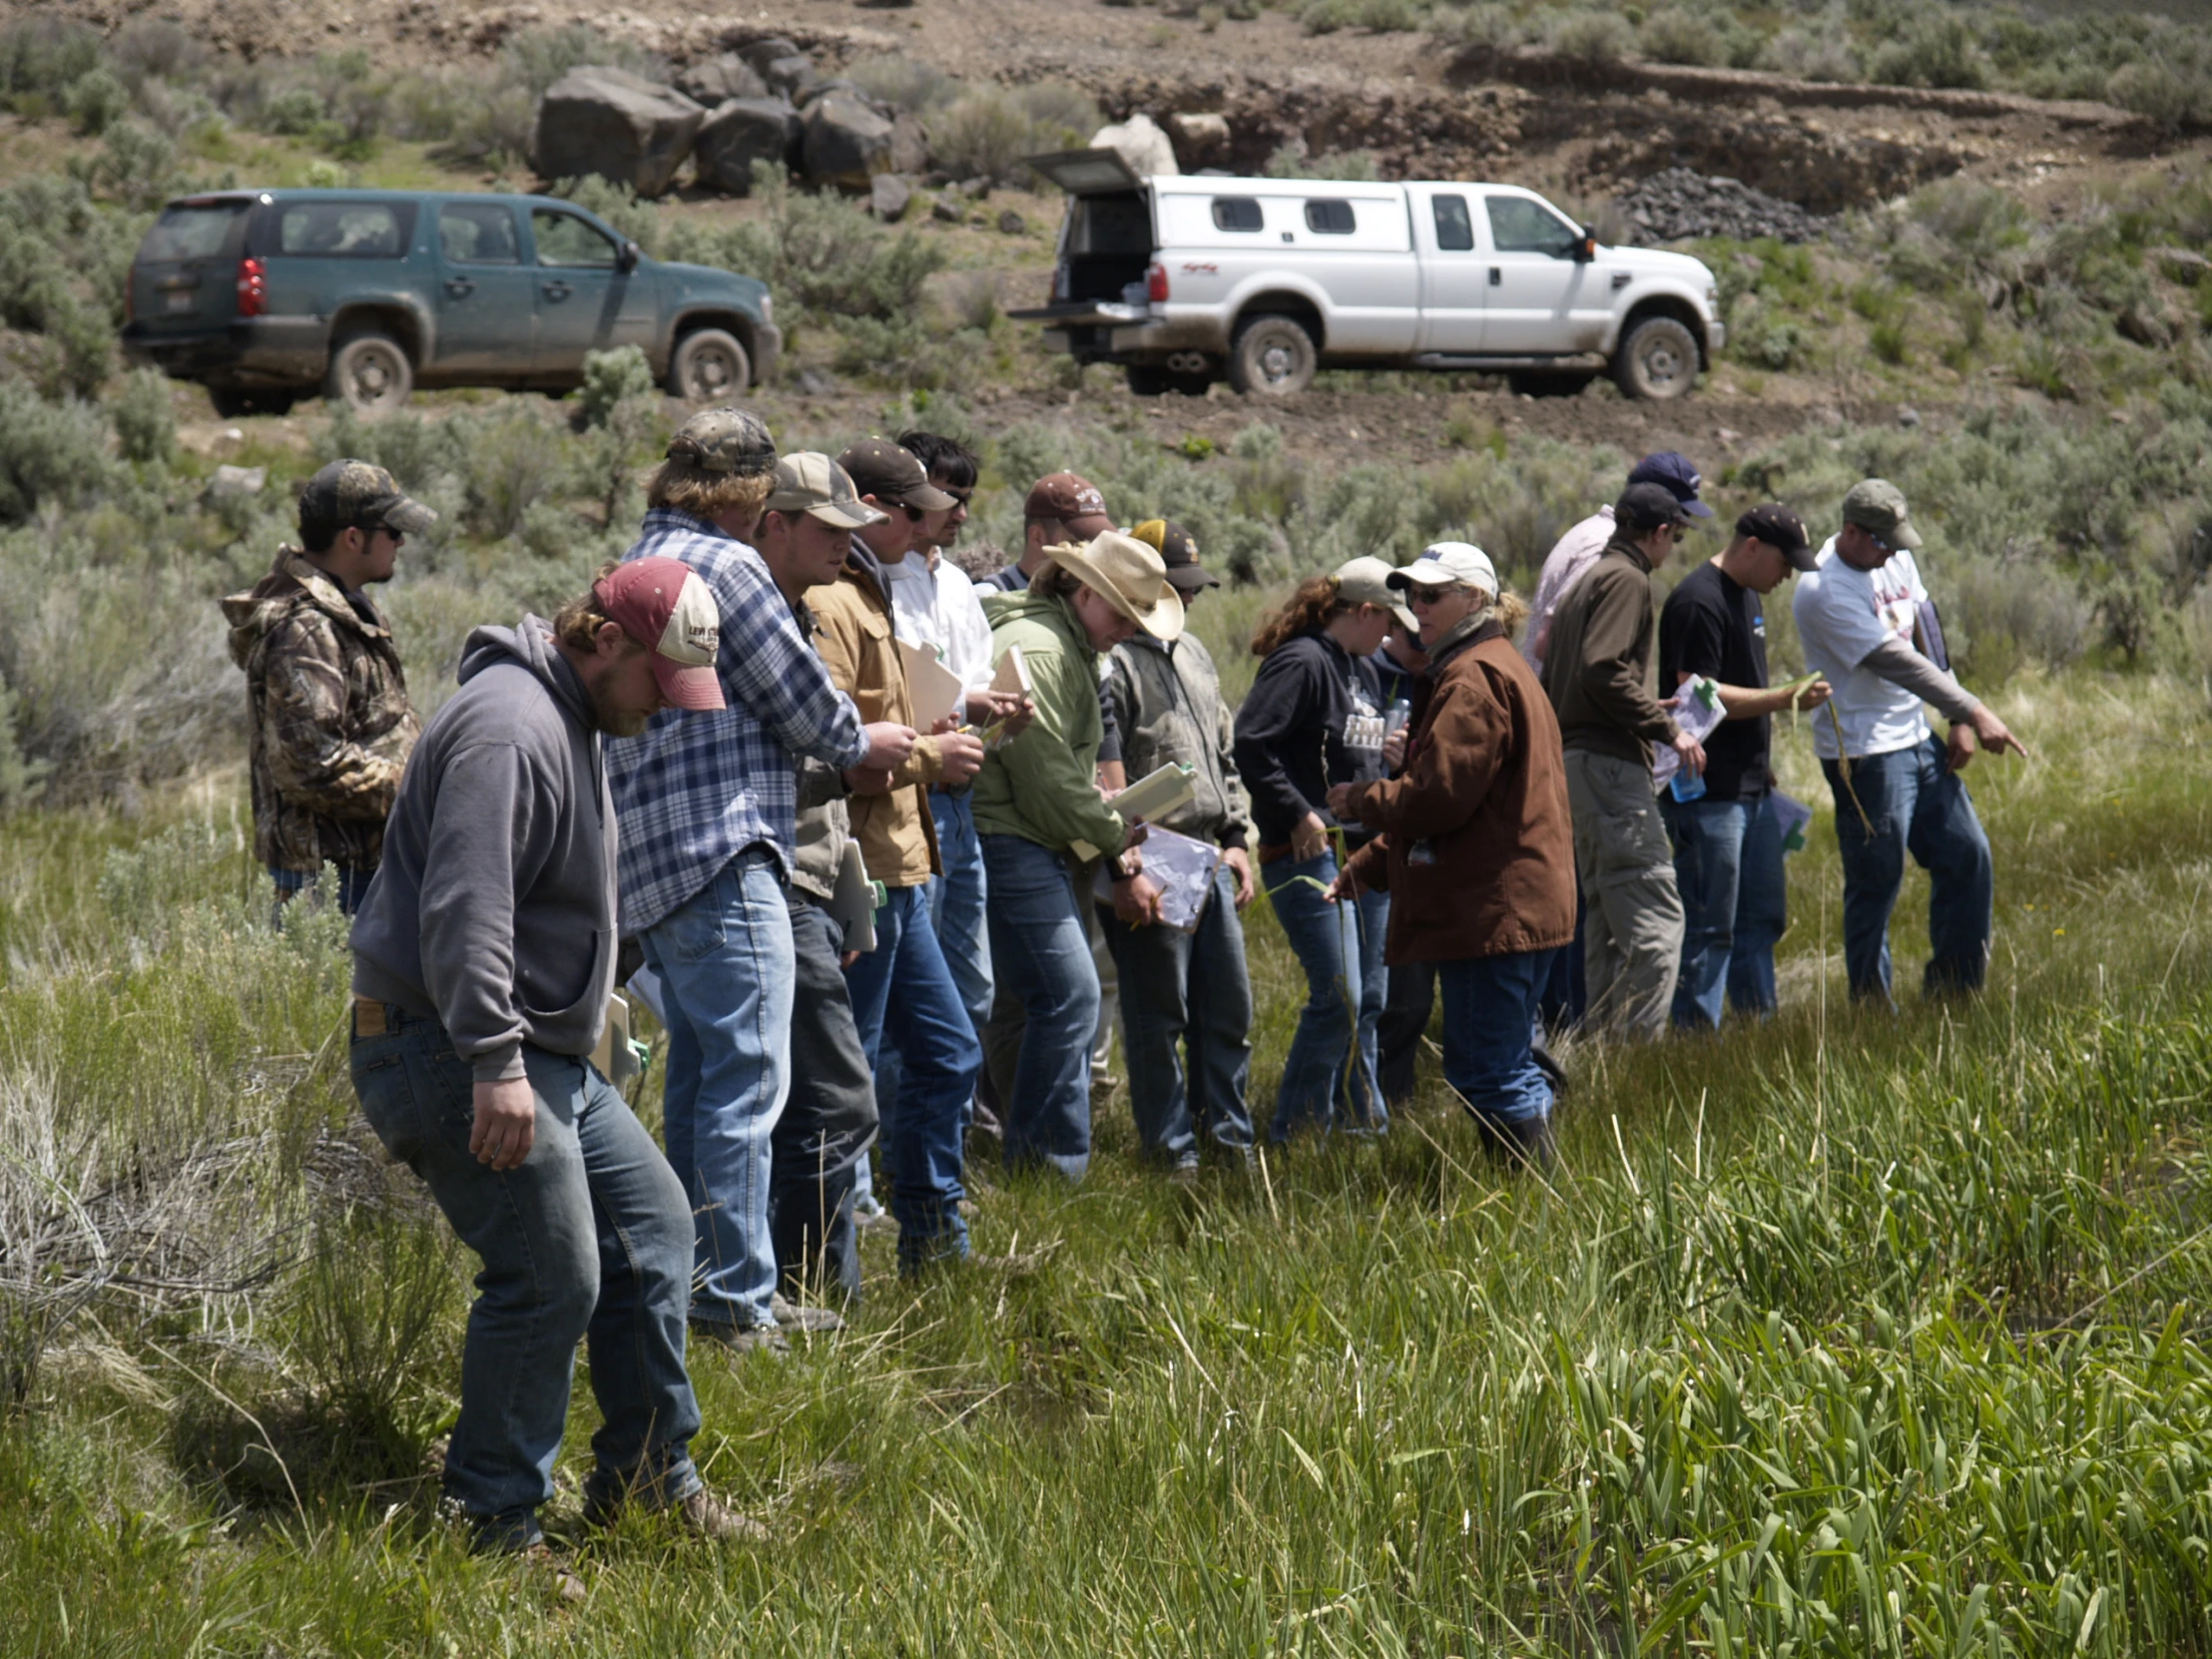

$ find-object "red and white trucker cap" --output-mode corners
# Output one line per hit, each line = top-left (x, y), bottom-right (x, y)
(592, 557), (726, 712)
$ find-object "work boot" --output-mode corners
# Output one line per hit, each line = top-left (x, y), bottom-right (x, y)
(689, 1317), (790, 1357)
(519, 1542), (587, 1604)
(583, 1470), (769, 1542)
(770, 1292), (845, 1335)
(1499, 1114), (1558, 1175)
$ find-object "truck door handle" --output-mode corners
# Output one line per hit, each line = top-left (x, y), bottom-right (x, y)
(1489, 267), (1501, 286)
(541, 280), (571, 300)
(444, 277), (474, 296)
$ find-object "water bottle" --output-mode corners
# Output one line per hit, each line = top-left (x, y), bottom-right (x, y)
(1383, 699), (1411, 739)
(1669, 768), (1707, 803)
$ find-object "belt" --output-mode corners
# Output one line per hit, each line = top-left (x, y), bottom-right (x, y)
(1257, 842), (1295, 865)
(352, 993), (391, 1036)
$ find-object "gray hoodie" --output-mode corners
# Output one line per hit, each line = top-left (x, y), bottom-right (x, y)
(350, 616), (616, 1082)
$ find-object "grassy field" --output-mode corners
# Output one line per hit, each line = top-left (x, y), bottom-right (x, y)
(1, 668), (2208, 1655)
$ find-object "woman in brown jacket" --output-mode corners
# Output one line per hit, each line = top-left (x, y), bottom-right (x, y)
(1328, 542), (1575, 1169)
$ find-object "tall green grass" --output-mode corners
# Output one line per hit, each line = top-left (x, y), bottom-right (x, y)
(0, 674), (2208, 1650)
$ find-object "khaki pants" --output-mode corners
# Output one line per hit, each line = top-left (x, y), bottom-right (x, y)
(1563, 750), (1685, 1042)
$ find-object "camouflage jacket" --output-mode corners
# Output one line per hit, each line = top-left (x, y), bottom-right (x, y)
(222, 548), (419, 874)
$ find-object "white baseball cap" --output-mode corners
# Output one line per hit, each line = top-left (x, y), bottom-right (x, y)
(1387, 541), (1498, 599)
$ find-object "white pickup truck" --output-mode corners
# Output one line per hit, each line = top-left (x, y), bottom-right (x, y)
(1010, 149), (1726, 401)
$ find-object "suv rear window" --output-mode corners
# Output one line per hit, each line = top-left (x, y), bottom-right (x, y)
(1304, 200), (1356, 235)
(1211, 198), (1263, 233)
(265, 201), (413, 259)
(1486, 196), (1580, 259)
(441, 202), (521, 264)
(142, 201), (249, 262)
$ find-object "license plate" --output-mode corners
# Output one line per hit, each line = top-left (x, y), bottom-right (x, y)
(165, 291), (195, 313)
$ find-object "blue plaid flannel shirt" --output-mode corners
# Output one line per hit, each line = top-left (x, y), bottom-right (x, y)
(606, 509), (869, 933)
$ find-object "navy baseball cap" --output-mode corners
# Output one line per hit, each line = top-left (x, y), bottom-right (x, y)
(1627, 451), (1714, 518)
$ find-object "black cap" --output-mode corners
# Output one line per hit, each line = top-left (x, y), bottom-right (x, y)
(1130, 518), (1219, 593)
(1616, 481), (1692, 533)
(1737, 503), (1815, 572)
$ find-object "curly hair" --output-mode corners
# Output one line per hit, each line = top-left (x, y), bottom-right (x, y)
(551, 561), (642, 655)
(1250, 574), (1353, 658)
(645, 458), (774, 528)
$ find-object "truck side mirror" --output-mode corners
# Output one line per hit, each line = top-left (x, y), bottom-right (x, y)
(1574, 227), (1597, 263)
(617, 240), (642, 274)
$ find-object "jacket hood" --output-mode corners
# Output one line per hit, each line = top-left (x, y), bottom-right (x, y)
(843, 534), (893, 608)
(458, 614), (596, 732)
(221, 547), (387, 670)
(981, 588), (1093, 660)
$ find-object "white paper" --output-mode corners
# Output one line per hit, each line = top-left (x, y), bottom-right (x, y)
(825, 840), (880, 953)
(991, 643), (1034, 699)
(1770, 788), (1813, 853)
(897, 638), (966, 728)
(626, 964), (667, 1025)
(1092, 825), (1222, 932)
(1652, 674), (1728, 790)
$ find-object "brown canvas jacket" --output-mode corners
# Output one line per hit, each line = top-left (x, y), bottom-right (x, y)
(1342, 620), (1575, 964)
(222, 547), (418, 874)
(809, 548), (944, 889)
(1538, 533), (1679, 766)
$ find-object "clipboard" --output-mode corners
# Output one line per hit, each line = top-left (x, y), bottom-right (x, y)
(824, 840), (885, 953)
(897, 638), (966, 727)
(1068, 763), (1197, 862)
(991, 644), (1034, 699)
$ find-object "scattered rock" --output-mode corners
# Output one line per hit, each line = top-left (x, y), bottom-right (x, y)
(1164, 111), (1231, 172)
(889, 112), (928, 178)
(1612, 167), (1831, 246)
(2154, 247), (2212, 286)
(796, 77), (860, 111)
(1090, 111), (1179, 178)
(675, 53), (767, 106)
(794, 365), (837, 395)
(532, 66), (704, 198)
(1897, 405), (1922, 428)
(734, 38), (802, 76)
(870, 174), (912, 222)
(802, 91), (894, 190)
(958, 177), (990, 200)
(205, 463), (265, 499)
(763, 54), (819, 102)
(931, 195), (963, 223)
(997, 208), (1026, 235)
(695, 97), (800, 195)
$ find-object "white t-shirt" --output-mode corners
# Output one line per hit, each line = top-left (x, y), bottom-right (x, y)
(1792, 537), (1931, 760)
(882, 551), (997, 695)
(1521, 505), (1615, 679)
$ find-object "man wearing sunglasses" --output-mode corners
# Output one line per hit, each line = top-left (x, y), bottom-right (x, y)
(1794, 478), (2028, 1006)
(225, 458), (430, 915)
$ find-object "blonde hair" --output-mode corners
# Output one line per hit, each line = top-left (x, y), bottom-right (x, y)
(645, 459), (774, 526)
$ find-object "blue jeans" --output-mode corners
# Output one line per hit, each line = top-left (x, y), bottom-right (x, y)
(844, 883), (980, 1267)
(1435, 947), (1560, 1127)
(1102, 861), (1255, 1167)
(350, 1007), (700, 1546)
(1537, 884), (1588, 1036)
(1661, 792), (1789, 1028)
(1823, 735), (1993, 1003)
(980, 833), (1098, 1180)
(640, 848), (792, 1332)
(1261, 850), (1387, 1141)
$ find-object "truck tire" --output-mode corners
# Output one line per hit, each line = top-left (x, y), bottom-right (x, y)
(209, 386), (296, 418)
(1228, 314), (1317, 398)
(1612, 315), (1701, 401)
(324, 331), (413, 415)
(1126, 363), (1169, 397)
(669, 328), (751, 401)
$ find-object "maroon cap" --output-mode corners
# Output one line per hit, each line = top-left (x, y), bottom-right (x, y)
(1023, 471), (1113, 538)
(593, 557), (726, 712)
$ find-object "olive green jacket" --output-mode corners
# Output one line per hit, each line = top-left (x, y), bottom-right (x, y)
(972, 590), (1129, 857)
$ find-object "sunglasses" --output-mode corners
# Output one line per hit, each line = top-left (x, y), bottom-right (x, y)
(939, 487), (973, 507)
(899, 503), (926, 523)
(363, 520), (404, 541)
(1405, 585), (1469, 608)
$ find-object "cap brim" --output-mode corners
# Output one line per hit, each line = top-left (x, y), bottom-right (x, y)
(1387, 565), (1457, 589)
(653, 658), (727, 713)
(1681, 499), (1716, 518)
(379, 495), (437, 535)
(800, 500), (889, 529)
(1062, 511), (1115, 540)
(1164, 563), (1221, 593)
(903, 481), (958, 512)
(1782, 543), (1819, 573)
(1893, 521), (1924, 550)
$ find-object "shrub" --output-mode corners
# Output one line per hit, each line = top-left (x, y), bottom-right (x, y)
(1263, 143), (1382, 181)
(1869, 14), (1988, 90)
(2107, 60), (2212, 134)
(1761, 25), (1862, 83)
(260, 84), (325, 137)
(111, 368), (176, 467)
(932, 90), (1038, 185)
(578, 345), (657, 428)
(844, 55), (958, 115)
(63, 68), (131, 135)
(1300, 0), (1428, 35)
(0, 18), (102, 115)
(1430, 4), (1528, 50)
(1639, 8), (1724, 66)
(1550, 10), (1635, 63)
(0, 383), (112, 524)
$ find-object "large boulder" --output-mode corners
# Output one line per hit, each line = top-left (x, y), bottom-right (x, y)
(676, 53), (768, 106)
(1090, 111), (1178, 179)
(763, 54), (819, 101)
(802, 91), (894, 190)
(695, 97), (801, 195)
(533, 67), (704, 198)
(1164, 111), (1230, 172)
(889, 111), (928, 176)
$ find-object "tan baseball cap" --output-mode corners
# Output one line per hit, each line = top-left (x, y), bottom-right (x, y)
(765, 453), (889, 529)
(1336, 555), (1418, 632)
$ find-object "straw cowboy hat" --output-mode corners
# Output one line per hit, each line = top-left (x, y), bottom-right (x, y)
(1045, 530), (1185, 642)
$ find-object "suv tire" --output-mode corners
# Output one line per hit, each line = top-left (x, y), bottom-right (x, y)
(1612, 315), (1701, 401)
(1228, 314), (1317, 398)
(1508, 370), (1596, 399)
(325, 330), (413, 415)
(669, 328), (751, 401)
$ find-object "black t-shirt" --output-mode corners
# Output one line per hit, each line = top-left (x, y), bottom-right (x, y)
(1657, 561), (1768, 801)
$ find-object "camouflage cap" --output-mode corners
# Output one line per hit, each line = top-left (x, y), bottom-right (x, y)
(298, 459), (436, 537)
(1839, 478), (1923, 551)
(667, 406), (777, 477)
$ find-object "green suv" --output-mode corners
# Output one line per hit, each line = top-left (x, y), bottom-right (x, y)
(123, 189), (779, 416)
